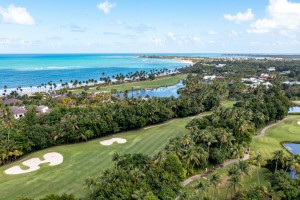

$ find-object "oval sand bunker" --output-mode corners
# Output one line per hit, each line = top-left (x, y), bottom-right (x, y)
(5, 152), (63, 175)
(100, 138), (127, 146)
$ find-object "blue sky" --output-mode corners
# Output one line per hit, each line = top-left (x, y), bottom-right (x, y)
(0, 0), (300, 53)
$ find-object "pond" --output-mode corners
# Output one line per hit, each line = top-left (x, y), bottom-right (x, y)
(116, 80), (184, 98)
(288, 107), (300, 113)
(284, 143), (300, 179)
(283, 143), (300, 155)
(284, 81), (300, 85)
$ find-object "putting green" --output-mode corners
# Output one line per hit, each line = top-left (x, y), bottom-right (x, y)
(0, 114), (207, 199)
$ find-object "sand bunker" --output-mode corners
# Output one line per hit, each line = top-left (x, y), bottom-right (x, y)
(100, 138), (127, 146)
(5, 152), (63, 175)
(297, 121), (300, 125)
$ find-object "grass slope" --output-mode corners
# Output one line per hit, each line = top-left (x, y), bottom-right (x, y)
(71, 74), (187, 94)
(0, 113), (204, 199)
(251, 116), (300, 159)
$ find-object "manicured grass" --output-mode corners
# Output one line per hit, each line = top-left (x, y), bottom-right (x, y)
(0, 100), (235, 199)
(221, 100), (237, 108)
(71, 74), (188, 94)
(251, 116), (300, 159)
(0, 115), (195, 199)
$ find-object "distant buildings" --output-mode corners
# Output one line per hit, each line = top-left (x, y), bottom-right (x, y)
(203, 75), (216, 80)
(242, 74), (274, 88)
(267, 67), (276, 72)
(215, 64), (226, 68)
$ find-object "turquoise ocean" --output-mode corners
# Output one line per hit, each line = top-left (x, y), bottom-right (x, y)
(0, 53), (252, 93)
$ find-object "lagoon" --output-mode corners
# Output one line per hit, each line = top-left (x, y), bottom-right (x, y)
(116, 80), (183, 98)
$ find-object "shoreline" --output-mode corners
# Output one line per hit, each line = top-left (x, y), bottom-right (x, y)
(0, 73), (186, 97)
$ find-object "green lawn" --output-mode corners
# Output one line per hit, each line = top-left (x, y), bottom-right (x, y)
(71, 74), (188, 94)
(0, 114), (197, 199)
(0, 100), (235, 199)
(251, 116), (300, 159)
(221, 100), (237, 108)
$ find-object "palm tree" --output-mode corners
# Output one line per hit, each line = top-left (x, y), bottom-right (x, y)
(84, 177), (97, 194)
(273, 150), (284, 172)
(228, 175), (243, 198)
(183, 146), (200, 175)
(209, 173), (221, 199)
(237, 161), (250, 176)
(253, 154), (264, 184)
(112, 152), (122, 169)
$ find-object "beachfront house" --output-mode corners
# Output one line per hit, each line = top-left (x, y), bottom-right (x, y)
(36, 105), (51, 114)
(10, 106), (27, 119)
(3, 98), (23, 105)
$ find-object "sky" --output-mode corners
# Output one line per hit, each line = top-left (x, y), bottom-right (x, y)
(0, 0), (300, 53)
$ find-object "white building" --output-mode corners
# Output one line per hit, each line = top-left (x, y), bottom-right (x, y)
(203, 75), (216, 80)
(11, 106), (27, 119)
(36, 105), (51, 114)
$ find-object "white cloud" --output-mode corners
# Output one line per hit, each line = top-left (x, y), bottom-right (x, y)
(151, 37), (165, 46)
(167, 32), (177, 41)
(97, 0), (116, 14)
(192, 36), (201, 42)
(247, 0), (300, 35)
(0, 4), (35, 25)
(224, 9), (254, 24)
(208, 30), (218, 35)
(228, 30), (240, 37)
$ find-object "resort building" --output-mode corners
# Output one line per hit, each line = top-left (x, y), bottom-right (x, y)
(10, 106), (27, 119)
(3, 98), (23, 105)
(36, 105), (51, 114)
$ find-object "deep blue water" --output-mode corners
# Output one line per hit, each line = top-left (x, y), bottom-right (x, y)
(116, 80), (183, 98)
(288, 107), (300, 113)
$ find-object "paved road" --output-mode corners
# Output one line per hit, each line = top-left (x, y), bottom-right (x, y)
(254, 116), (298, 138)
(182, 153), (249, 187)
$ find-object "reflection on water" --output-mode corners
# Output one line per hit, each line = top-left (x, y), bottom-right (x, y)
(117, 80), (184, 98)
(284, 143), (300, 155)
(284, 143), (299, 179)
(288, 107), (300, 113)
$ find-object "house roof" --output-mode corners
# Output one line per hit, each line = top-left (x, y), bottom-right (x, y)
(3, 98), (23, 105)
(10, 106), (27, 115)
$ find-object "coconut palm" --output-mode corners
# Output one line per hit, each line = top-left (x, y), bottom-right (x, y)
(273, 150), (284, 172)
(209, 173), (221, 198)
(227, 175), (243, 198)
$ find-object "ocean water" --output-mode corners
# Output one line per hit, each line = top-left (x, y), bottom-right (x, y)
(0, 54), (191, 93)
